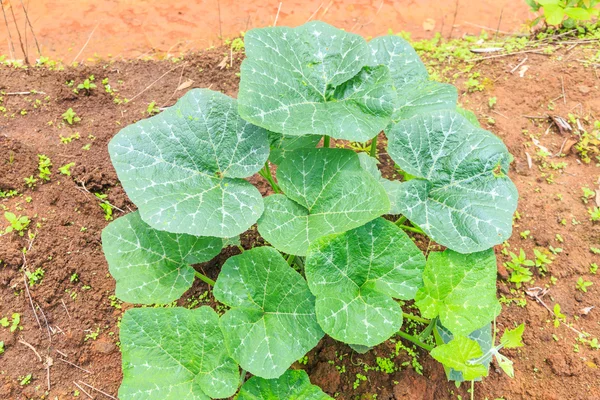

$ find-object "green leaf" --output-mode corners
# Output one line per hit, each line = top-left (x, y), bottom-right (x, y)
(237, 369), (332, 400)
(543, 4), (566, 25)
(238, 21), (396, 142)
(564, 7), (592, 20)
(415, 249), (501, 336)
(258, 148), (390, 256)
(213, 247), (324, 379)
(368, 36), (457, 123)
(501, 323), (525, 349)
(387, 109), (518, 253)
(305, 218), (425, 347)
(495, 353), (515, 378)
(430, 336), (488, 381)
(109, 88), (269, 238)
(368, 35), (428, 90)
(436, 321), (492, 382)
(102, 211), (222, 304)
(268, 132), (322, 165)
(119, 307), (239, 400)
(456, 107), (481, 127)
(357, 153), (403, 214)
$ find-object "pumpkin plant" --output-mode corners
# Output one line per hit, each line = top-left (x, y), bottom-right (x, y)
(102, 21), (522, 399)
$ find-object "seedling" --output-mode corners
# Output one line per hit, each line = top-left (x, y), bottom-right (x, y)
(581, 187), (595, 203)
(576, 277), (593, 292)
(26, 268), (45, 286)
(0, 313), (21, 332)
(58, 162), (75, 176)
(101, 22), (520, 398)
(77, 75), (97, 93)
(37, 154), (52, 181)
(589, 207), (600, 221)
(146, 101), (159, 115)
(24, 175), (37, 188)
(4, 212), (30, 236)
(62, 108), (81, 125)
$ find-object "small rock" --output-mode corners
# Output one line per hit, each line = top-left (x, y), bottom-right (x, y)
(92, 339), (117, 354)
(578, 85), (591, 94)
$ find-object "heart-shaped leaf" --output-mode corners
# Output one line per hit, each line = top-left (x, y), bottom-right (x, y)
(102, 211), (223, 304)
(415, 249), (501, 336)
(119, 307), (239, 400)
(430, 335), (488, 381)
(387, 109), (518, 253)
(238, 21), (396, 141)
(268, 131), (322, 165)
(109, 88), (270, 238)
(305, 218), (425, 347)
(237, 369), (332, 400)
(357, 153), (403, 214)
(213, 247), (324, 379)
(368, 36), (457, 123)
(435, 321), (493, 382)
(257, 148), (390, 256)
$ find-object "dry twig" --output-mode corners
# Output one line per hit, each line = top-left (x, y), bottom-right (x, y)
(78, 381), (117, 400)
(18, 339), (42, 361)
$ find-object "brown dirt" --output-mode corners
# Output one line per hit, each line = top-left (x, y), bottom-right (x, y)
(0, 0), (534, 61)
(1, 42), (599, 400)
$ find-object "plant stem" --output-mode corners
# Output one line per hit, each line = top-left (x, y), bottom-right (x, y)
(239, 369), (247, 387)
(397, 224), (425, 234)
(397, 330), (434, 352)
(418, 318), (437, 342)
(395, 215), (407, 226)
(402, 312), (430, 324)
(237, 245), (245, 253)
(323, 135), (330, 148)
(370, 135), (377, 157)
(194, 271), (215, 286)
(287, 254), (295, 266)
(259, 161), (281, 193)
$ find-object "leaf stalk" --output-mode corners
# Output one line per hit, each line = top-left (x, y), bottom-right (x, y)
(397, 330), (434, 352)
(194, 271), (216, 286)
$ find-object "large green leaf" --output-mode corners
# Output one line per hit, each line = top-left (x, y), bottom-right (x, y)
(102, 211), (222, 304)
(119, 307), (239, 400)
(268, 131), (322, 165)
(213, 247), (324, 379)
(368, 36), (457, 123)
(305, 218), (425, 347)
(415, 249), (501, 336)
(257, 148), (390, 256)
(430, 335), (488, 381)
(357, 152), (403, 214)
(238, 21), (396, 141)
(109, 88), (269, 238)
(387, 109), (518, 253)
(436, 321), (493, 382)
(237, 369), (332, 400)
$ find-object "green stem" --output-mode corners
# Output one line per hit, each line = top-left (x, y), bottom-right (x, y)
(398, 224), (425, 234)
(370, 135), (377, 157)
(402, 312), (430, 324)
(239, 369), (247, 388)
(418, 318), (437, 342)
(260, 162), (281, 193)
(395, 215), (407, 226)
(323, 135), (330, 148)
(194, 271), (215, 286)
(286, 254), (296, 266)
(397, 330), (434, 352)
(237, 245), (245, 253)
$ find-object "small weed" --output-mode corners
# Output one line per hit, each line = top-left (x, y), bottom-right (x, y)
(576, 277), (593, 292)
(58, 162), (75, 176)
(37, 154), (52, 181)
(146, 101), (159, 115)
(26, 268), (45, 286)
(581, 187), (595, 203)
(24, 175), (38, 189)
(18, 374), (31, 386)
(588, 207), (600, 221)
(3, 212), (30, 236)
(77, 75), (96, 94)
(62, 108), (81, 125)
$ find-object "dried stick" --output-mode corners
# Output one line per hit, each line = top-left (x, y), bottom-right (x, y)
(73, 382), (94, 399)
(60, 299), (71, 319)
(58, 358), (93, 374)
(78, 381), (117, 400)
(494, 8), (503, 40)
(7, 0), (28, 64)
(18, 0), (41, 56)
(36, 302), (52, 342)
(22, 267), (43, 330)
(1, 1), (16, 58)
(127, 63), (187, 103)
(19, 339), (42, 361)
(306, 2), (323, 22)
(448, 0), (459, 39)
(273, 2), (282, 27)
(510, 56), (528, 74)
(71, 22), (99, 64)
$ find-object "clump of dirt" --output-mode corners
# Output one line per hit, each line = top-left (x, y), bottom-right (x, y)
(1, 42), (599, 400)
